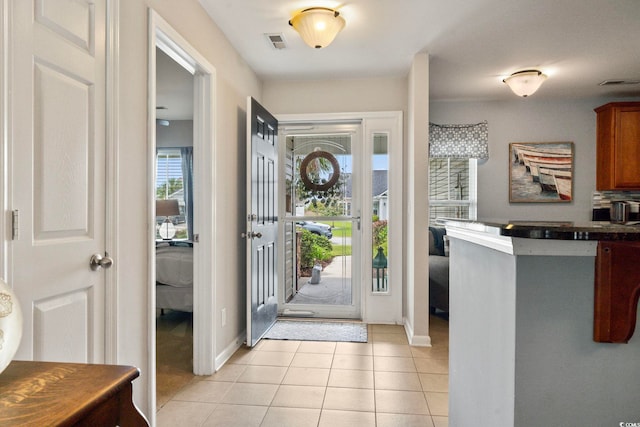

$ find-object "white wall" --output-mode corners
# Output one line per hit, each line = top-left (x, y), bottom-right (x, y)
(405, 53), (430, 345)
(117, 0), (261, 416)
(156, 120), (193, 147)
(430, 96), (640, 222)
(263, 77), (407, 114)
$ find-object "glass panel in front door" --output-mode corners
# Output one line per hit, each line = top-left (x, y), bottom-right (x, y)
(283, 130), (359, 317)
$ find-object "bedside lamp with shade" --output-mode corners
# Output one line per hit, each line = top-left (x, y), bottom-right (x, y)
(156, 199), (180, 240)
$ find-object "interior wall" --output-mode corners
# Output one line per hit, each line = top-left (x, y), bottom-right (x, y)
(263, 77), (407, 114)
(430, 96), (640, 222)
(117, 0), (262, 416)
(156, 120), (193, 147)
(405, 53), (430, 345)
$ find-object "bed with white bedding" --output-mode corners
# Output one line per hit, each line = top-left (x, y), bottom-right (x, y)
(156, 244), (193, 312)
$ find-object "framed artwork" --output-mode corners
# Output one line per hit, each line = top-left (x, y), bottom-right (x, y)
(509, 142), (574, 203)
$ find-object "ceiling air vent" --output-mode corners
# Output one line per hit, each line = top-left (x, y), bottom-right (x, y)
(599, 79), (640, 86)
(265, 33), (287, 50)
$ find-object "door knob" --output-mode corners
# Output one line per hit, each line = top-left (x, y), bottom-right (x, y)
(90, 253), (114, 271)
(241, 231), (263, 239)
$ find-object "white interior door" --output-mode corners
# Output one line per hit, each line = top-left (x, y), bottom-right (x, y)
(11, 0), (108, 363)
(246, 97), (278, 347)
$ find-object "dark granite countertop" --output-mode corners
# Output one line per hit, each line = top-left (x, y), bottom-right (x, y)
(441, 218), (640, 241)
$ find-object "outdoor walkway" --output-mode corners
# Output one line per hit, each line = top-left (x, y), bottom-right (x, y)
(290, 256), (352, 305)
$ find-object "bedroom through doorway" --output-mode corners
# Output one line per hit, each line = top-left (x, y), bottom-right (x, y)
(154, 47), (196, 407)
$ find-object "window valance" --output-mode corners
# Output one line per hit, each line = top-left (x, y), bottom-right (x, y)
(429, 121), (488, 159)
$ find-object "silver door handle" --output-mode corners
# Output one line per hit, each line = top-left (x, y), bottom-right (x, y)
(90, 253), (114, 271)
(241, 231), (263, 239)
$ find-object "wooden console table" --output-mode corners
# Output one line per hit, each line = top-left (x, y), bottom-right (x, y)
(0, 361), (148, 426)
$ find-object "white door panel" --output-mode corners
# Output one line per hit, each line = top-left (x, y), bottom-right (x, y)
(11, 0), (107, 363)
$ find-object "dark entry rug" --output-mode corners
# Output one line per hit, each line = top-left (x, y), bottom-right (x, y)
(264, 320), (368, 343)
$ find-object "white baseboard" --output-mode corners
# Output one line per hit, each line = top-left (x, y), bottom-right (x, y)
(403, 316), (432, 347)
(215, 330), (246, 371)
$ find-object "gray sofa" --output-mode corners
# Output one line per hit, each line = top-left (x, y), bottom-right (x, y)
(429, 227), (449, 313)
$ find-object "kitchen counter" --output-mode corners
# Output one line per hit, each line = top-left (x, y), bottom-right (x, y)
(442, 219), (640, 426)
(441, 218), (640, 241)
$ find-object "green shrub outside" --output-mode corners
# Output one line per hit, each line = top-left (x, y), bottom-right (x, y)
(372, 220), (388, 256)
(299, 229), (333, 268)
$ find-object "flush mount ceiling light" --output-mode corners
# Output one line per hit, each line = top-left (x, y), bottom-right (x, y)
(289, 7), (345, 49)
(503, 70), (548, 97)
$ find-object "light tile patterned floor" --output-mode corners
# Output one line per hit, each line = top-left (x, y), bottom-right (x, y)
(157, 315), (449, 427)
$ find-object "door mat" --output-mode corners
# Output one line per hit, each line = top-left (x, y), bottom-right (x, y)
(264, 320), (368, 343)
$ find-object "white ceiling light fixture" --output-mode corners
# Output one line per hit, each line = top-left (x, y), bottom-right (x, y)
(289, 7), (345, 49)
(503, 70), (548, 97)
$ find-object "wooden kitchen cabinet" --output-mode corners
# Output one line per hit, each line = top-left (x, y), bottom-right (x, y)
(595, 102), (640, 190)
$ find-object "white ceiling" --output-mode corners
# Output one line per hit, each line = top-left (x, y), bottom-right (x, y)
(199, 0), (640, 101)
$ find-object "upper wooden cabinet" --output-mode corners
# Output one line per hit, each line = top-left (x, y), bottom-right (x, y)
(595, 102), (640, 190)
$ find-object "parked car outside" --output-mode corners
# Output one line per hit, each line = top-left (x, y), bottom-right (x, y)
(297, 221), (332, 239)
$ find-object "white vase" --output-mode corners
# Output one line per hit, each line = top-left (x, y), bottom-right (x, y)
(0, 278), (23, 373)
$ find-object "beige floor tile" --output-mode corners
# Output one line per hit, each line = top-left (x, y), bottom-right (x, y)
(332, 354), (373, 370)
(414, 357), (448, 374)
(271, 384), (326, 409)
(260, 407), (320, 427)
(247, 351), (295, 367)
(425, 392), (449, 416)
(419, 373), (449, 392)
(376, 413), (435, 427)
(237, 365), (287, 384)
(373, 342), (413, 357)
(255, 339), (301, 353)
(335, 342), (373, 355)
(371, 333), (409, 344)
(327, 369), (374, 389)
(432, 415), (449, 427)
(374, 371), (422, 391)
(370, 324), (406, 334)
(156, 401), (217, 427)
(319, 409), (376, 427)
(282, 367), (330, 386)
(205, 364), (246, 382)
(227, 348), (256, 365)
(172, 380), (233, 403)
(410, 345), (449, 360)
(220, 382), (278, 406)
(323, 387), (375, 412)
(291, 352), (334, 368)
(201, 404), (267, 427)
(297, 341), (336, 354)
(373, 356), (416, 372)
(375, 390), (430, 415)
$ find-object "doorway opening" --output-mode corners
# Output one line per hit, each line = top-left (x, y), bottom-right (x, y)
(154, 47), (195, 407)
(280, 122), (362, 319)
(277, 112), (403, 327)
(149, 10), (217, 418)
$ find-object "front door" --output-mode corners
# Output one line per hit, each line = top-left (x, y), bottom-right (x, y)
(11, 0), (108, 362)
(245, 97), (278, 347)
(281, 123), (362, 319)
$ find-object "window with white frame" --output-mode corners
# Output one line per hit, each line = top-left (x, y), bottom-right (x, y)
(156, 149), (187, 239)
(428, 158), (477, 223)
